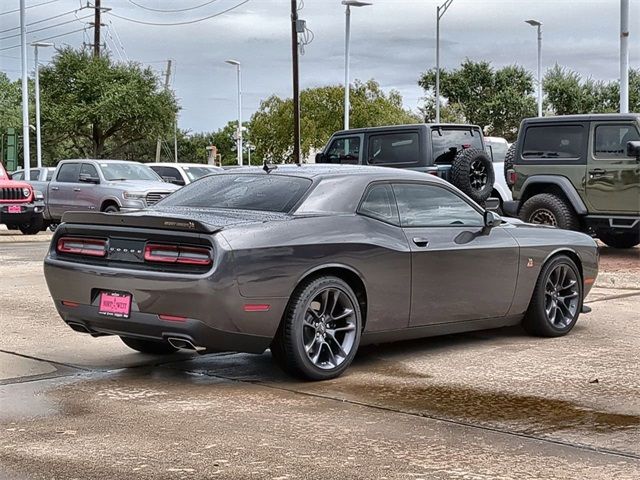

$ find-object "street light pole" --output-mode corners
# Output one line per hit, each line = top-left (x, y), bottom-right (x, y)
(32, 42), (54, 169)
(620, 0), (629, 113)
(19, 0), (30, 181)
(526, 19), (543, 117)
(435, 0), (453, 124)
(226, 59), (242, 166)
(342, 1), (372, 131)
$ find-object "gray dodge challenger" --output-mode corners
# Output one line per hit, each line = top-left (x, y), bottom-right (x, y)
(44, 165), (599, 380)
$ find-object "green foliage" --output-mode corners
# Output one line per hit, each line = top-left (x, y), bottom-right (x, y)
(544, 65), (640, 115)
(418, 59), (537, 141)
(249, 79), (420, 162)
(0, 73), (21, 130)
(39, 48), (178, 159)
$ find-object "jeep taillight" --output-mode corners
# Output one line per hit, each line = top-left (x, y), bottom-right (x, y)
(507, 169), (517, 186)
(57, 237), (107, 257)
(144, 244), (212, 266)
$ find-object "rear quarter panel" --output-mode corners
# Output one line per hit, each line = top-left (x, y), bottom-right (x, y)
(220, 215), (412, 332)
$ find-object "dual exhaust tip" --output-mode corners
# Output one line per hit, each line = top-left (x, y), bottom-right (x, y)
(167, 337), (206, 353)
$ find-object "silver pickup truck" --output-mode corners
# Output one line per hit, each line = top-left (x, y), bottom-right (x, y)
(42, 159), (179, 227)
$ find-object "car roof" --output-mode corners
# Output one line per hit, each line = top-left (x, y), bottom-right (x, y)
(331, 123), (482, 136)
(152, 163), (222, 168)
(60, 159), (144, 165)
(220, 164), (448, 184)
(524, 113), (640, 123)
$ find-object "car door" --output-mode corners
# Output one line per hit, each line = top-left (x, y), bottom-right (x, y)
(76, 163), (101, 211)
(586, 121), (640, 214)
(321, 135), (363, 164)
(48, 162), (81, 218)
(391, 182), (519, 326)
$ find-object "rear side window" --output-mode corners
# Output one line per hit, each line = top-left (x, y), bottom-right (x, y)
(152, 166), (182, 182)
(432, 128), (483, 164)
(323, 137), (361, 164)
(522, 125), (584, 159)
(11, 171), (24, 180)
(56, 163), (80, 183)
(46, 169), (54, 181)
(358, 184), (399, 225)
(368, 132), (419, 165)
(156, 174), (312, 213)
(594, 124), (640, 158)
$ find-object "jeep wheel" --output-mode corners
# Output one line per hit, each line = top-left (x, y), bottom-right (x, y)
(504, 143), (516, 188)
(520, 193), (580, 231)
(451, 148), (495, 203)
(19, 215), (44, 235)
(598, 231), (640, 249)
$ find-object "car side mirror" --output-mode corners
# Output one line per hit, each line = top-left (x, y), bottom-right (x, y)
(626, 140), (640, 160)
(484, 197), (500, 212)
(484, 210), (502, 228)
(170, 179), (185, 186)
(79, 173), (100, 184)
(315, 152), (326, 163)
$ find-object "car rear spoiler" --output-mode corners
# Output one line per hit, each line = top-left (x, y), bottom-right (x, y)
(61, 211), (221, 234)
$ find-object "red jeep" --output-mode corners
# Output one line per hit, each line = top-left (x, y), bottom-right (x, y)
(0, 162), (45, 235)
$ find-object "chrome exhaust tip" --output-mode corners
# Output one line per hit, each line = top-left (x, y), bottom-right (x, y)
(167, 337), (206, 353)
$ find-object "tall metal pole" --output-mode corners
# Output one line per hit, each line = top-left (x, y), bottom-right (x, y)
(620, 0), (629, 114)
(174, 118), (178, 163)
(291, 0), (301, 165)
(93, 0), (101, 58)
(435, 0), (453, 124)
(34, 45), (42, 168)
(236, 64), (243, 166)
(344, 5), (351, 130)
(536, 24), (542, 117)
(19, 0), (30, 181)
(155, 59), (172, 162)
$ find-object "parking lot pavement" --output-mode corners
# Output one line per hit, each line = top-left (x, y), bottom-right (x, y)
(1, 241), (639, 479)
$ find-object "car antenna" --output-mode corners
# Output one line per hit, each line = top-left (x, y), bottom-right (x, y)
(263, 159), (278, 174)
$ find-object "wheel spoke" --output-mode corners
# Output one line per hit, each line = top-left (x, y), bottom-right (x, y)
(311, 341), (324, 364)
(324, 342), (337, 367)
(329, 290), (340, 318)
(320, 290), (330, 316)
(332, 308), (354, 322)
(326, 331), (348, 358)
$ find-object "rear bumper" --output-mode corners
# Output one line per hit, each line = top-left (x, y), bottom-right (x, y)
(43, 255), (288, 354)
(0, 201), (45, 226)
(502, 200), (520, 218)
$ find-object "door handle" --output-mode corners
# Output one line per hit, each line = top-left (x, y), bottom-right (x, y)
(589, 168), (607, 177)
(73, 188), (81, 192)
(412, 237), (429, 247)
(51, 186), (59, 191)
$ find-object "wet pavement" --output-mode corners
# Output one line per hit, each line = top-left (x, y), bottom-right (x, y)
(1, 241), (639, 479)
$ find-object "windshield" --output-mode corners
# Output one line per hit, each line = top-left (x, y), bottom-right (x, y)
(487, 141), (508, 162)
(155, 174), (312, 213)
(183, 166), (220, 182)
(99, 163), (161, 181)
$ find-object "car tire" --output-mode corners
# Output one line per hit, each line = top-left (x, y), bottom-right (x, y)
(271, 276), (362, 380)
(120, 336), (178, 354)
(598, 231), (640, 249)
(523, 254), (583, 337)
(503, 143), (516, 188)
(103, 205), (119, 213)
(19, 215), (44, 235)
(451, 148), (495, 203)
(519, 193), (580, 230)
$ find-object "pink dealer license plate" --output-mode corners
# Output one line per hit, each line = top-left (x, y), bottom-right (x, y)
(7, 205), (21, 214)
(98, 292), (132, 319)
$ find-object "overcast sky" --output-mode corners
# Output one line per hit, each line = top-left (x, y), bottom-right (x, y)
(1, 0), (638, 133)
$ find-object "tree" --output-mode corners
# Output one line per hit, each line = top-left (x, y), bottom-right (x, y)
(0, 73), (21, 130)
(39, 48), (178, 159)
(249, 79), (420, 163)
(418, 59), (537, 141)
(544, 65), (640, 115)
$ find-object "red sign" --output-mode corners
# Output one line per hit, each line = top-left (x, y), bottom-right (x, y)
(7, 205), (21, 214)
(98, 292), (132, 319)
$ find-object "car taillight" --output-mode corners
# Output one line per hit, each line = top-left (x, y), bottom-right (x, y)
(144, 244), (212, 266)
(57, 237), (107, 257)
(507, 169), (517, 186)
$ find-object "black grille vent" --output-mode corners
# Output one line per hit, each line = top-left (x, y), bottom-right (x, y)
(0, 187), (28, 201)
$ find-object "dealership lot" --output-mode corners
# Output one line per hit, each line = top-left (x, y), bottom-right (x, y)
(0, 240), (639, 479)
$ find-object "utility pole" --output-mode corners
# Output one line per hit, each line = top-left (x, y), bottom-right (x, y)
(19, 0), (30, 180)
(620, 0), (629, 113)
(291, 0), (301, 165)
(435, 0), (453, 123)
(155, 60), (172, 162)
(93, 0), (102, 58)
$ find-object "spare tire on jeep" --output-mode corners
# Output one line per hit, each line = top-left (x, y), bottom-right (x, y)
(451, 148), (495, 203)
(504, 143), (516, 188)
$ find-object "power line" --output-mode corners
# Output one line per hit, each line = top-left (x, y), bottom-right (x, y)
(0, 26), (88, 52)
(0, 14), (93, 41)
(108, 20), (129, 61)
(0, 0), (60, 17)
(0, 8), (86, 34)
(127, 0), (221, 14)
(108, 0), (250, 26)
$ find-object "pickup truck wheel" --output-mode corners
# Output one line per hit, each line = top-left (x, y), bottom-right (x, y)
(598, 231), (640, 249)
(451, 148), (495, 203)
(519, 193), (580, 231)
(102, 204), (119, 213)
(18, 216), (44, 235)
(503, 144), (516, 188)
(120, 337), (178, 354)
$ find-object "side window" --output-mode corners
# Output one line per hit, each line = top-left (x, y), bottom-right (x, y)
(80, 163), (99, 178)
(392, 183), (484, 227)
(12, 171), (24, 180)
(358, 184), (399, 225)
(368, 132), (419, 165)
(325, 137), (361, 163)
(56, 163), (80, 183)
(46, 169), (54, 181)
(30, 169), (40, 180)
(522, 125), (585, 159)
(162, 167), (182, 182)
(594, 124), (640, 158)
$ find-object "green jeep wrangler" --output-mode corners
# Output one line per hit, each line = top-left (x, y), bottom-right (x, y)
(503, 114), (640, 248)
